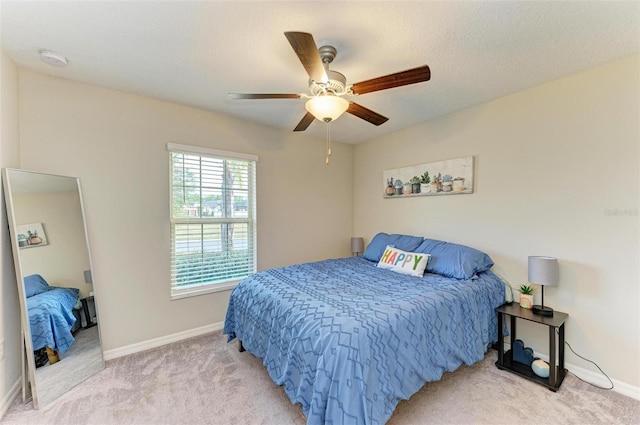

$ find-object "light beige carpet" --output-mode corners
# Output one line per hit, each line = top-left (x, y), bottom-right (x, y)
(1, 331), (638, 425)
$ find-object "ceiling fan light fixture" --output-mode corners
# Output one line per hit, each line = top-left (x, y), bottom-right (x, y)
(305, 95), (349, 122)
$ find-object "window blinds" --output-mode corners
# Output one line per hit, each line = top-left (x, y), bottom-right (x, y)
(168, 143), (257, 297)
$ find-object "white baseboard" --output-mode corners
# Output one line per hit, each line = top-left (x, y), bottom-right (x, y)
(0, 378), (22, 420)
(501, 342), (640, 401)
(103, 321), (224, 361)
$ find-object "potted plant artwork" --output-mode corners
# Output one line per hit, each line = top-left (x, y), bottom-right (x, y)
(519, 284), (535, 309)
(442, 174), (453, 192)
(453, 177), (465, 191)
(403, 182), (412, 195)
(420, 171), (431, 193)
(410, 176), (421, 194)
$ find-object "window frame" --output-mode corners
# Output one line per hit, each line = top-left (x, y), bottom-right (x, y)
(167, 142), (258, 300)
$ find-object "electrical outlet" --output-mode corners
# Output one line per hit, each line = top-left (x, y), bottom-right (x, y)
(0, 338), (4, 360)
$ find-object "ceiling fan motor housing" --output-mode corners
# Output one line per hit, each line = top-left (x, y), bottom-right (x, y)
(309, 70), (347, 95)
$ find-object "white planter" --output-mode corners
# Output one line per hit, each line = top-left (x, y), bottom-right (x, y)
(520, 294), (534, 309)
(420, 183), (431, 193)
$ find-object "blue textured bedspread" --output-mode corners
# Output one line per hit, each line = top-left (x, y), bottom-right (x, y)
(224, 257), (504, 425)
(27, 287), (79, 355)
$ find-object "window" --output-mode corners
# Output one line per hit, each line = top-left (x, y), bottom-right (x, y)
(168, 143), (257, 299)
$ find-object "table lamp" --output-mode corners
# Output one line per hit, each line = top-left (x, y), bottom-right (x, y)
(351, 237), (364, 256)
(84, 269), (94, 296)
(528, 256), (558, 317)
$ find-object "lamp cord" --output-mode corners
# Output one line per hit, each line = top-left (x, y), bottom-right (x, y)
(558, 329), (614, 390)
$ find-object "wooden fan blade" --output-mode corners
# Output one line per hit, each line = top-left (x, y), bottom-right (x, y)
(350, 65), (431, 95)
(347, 103), (389, 126)
(229, 93), (302, 100)
(284, 32), (328, 83)
(293, 112), (315, 132)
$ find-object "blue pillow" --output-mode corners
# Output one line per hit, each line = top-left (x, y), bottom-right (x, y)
(363, 233), (424, 262)
(415, 238), (494, 279)
(23, 274), (51, 298)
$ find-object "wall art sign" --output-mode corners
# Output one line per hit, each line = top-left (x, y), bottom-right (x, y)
(383, 156), (474, 198)
(16, 222), (49, 248)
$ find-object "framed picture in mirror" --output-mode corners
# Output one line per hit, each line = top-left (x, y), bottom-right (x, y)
(16, 223), (48, 248)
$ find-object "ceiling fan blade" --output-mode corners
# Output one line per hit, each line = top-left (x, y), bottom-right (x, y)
(350, 65), (431, 95)
(229, 93), (302, 100)
(347, 103), (389, 126)
(284, 32), (328, 83)
(293, 112), (315, 132)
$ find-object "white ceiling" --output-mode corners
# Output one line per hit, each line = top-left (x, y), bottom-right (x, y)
(1, 1), (638, 144)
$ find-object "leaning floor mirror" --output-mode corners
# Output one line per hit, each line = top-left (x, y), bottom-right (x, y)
(2, 169), (104, 409)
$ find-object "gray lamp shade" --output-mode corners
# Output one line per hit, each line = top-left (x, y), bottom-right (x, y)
(528, 256), (558, 286)
(351, 237), (365, 255)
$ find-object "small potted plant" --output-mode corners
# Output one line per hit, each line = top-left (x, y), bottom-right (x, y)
(442, 174), (453, 192)
(410, 176), (421, 194)
(393, 179), (404, 195)
(431, 173), (442, 192)
(385, 177), (395, 196)
(453, 176), (465, 191)
(403, 182), (412, 195)
(519, 284), (535, 309)
(420, 171), (431, 193)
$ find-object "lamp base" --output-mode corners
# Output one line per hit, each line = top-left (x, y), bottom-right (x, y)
(532, 305), (554, 317)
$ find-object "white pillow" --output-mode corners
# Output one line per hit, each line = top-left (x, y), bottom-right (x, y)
(377, 245), (430, 277)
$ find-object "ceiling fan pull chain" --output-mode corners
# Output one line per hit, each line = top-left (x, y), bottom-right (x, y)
(325, 122), (332, 165)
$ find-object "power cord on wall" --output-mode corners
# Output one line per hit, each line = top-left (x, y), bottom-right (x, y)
(559, 329), (614, 390)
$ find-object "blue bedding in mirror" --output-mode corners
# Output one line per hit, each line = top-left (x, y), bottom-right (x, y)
(26, 286), (80, 356)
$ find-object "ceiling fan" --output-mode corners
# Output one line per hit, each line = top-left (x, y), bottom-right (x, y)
(229, 32), (431, 132)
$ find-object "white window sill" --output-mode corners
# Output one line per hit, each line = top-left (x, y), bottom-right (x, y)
(170, 280), (241, 300)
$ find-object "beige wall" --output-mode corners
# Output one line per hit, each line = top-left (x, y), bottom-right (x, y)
(0, 50), (22, 413)
(13, 190), (92, 298)
(17, 70), (354, 352)
(354, 54), (640, 391)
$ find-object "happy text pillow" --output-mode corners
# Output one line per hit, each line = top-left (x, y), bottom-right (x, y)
(376, 245), (430, 277)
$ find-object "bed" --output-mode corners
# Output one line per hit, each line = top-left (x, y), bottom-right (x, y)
(223, 234), (506, 425)
(24, 274), (80, 359)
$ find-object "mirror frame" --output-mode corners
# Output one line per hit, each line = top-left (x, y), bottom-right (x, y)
(2, 168), (103, 409)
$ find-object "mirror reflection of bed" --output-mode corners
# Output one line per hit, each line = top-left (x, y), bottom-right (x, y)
(2, 169), (104, 409)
